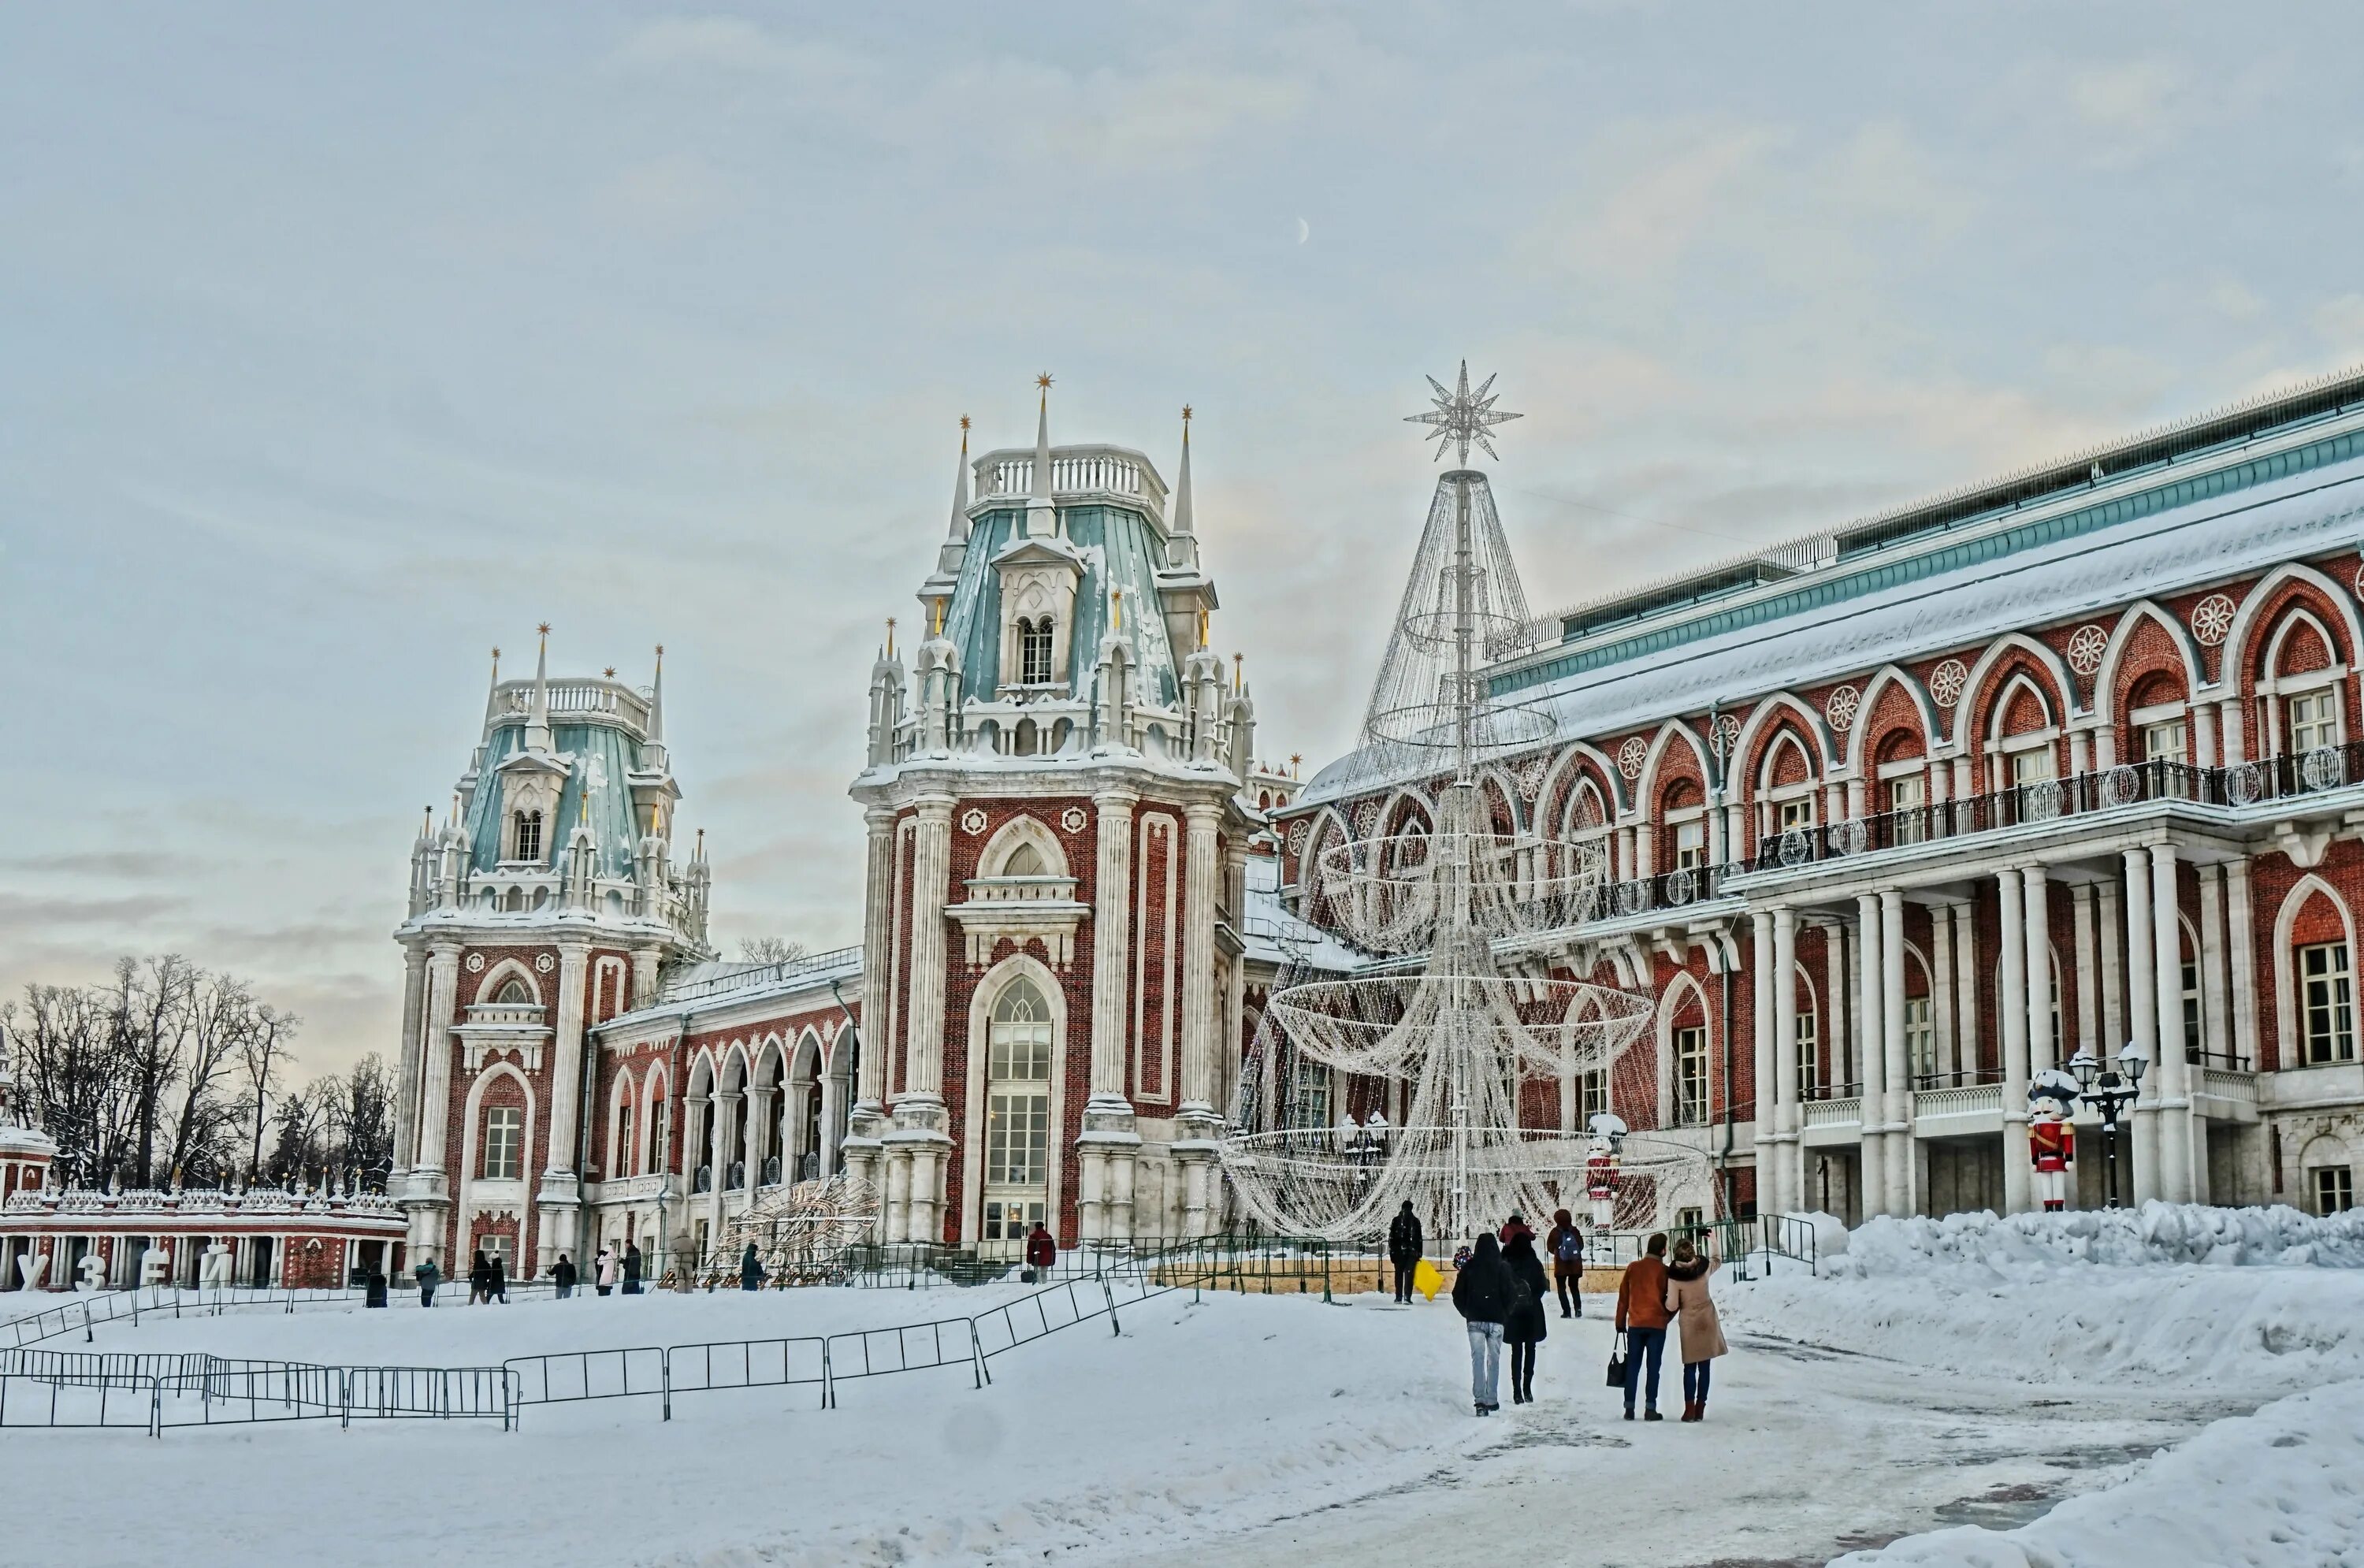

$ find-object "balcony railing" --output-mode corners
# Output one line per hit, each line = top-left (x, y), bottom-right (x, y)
(1599, 863), (1730, 920)
(1748, 745), (2364, 876)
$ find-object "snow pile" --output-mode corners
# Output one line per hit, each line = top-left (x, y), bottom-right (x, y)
(1835, 1378), (2364, 1567)
(1821, 1201), (2364, 1276)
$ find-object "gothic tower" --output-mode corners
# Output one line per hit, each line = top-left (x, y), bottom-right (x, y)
(392, 632), (711, 1270)
(846, 385), (1262, 1250)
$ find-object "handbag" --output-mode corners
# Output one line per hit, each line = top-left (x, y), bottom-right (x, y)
(1605, 1351), (1626, 1388)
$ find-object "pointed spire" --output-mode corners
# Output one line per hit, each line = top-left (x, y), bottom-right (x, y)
(526, 623), (552, 752)
(1173, 404), (1195, 536)
(648, 644), (665, 743)
(947, 416), (972, 541)
(1031, 375), (1054, 499)
(886, 617), (897, 660)
(483, 646), (503, 723)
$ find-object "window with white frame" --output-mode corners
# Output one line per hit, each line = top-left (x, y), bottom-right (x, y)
(1887, 773), (1927, 844)
(2143, 719), (2187, 764)
(481, 1105), (522, 1180)
(2011, 746), (2057, 786)
(1672, 818), (1706, 870)
(1905, 997), (1935, 1083)
(511, 810), (543, 863)
(2289, 689), (2340, 754)
(650, 1096), (669, 1172)
(983, 979), (1054, 1247)
(1777, 796), (1813, 832)
(1674, 1025), (1708, 1125)
(1795, 1009), (1819, 1098)
(2314, 1165), (2355, 1216)
(2181, 959), (2202, 1063)
(615, 1103), (634, 1177)
(2301, 942), (2356, 1065)
(480, 1234), (512, 1273)
(1019, 618), (1054, 686)
(1287, 1052), (1332, 1131)
(1578, 1068), (1608, 1123)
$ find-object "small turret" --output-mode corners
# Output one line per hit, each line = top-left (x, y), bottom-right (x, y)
(1184, 609), (1223, 764)
(913, 597), (962, 756)
(563, 790), (599, 912)
(867, 619), (906, 766)
(1093, 589), (1136, 752)
(1225, 656), (1257, 779)
(436, 794), (466, 908)
(1167, 405), (1199, 572)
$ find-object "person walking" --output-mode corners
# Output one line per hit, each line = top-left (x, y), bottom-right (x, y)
(740, 1242), (767, 1291)
(1450, 1232), (1512, 1416)
(622, 1241), (644, 1295)
(1614, 1232), (1674, 1421)
(1024, 1221), (1057, 1283)
(552, 1254), (578, 1300)
(1665, 1237), (1729, 1422)
(1545, 1208), (1585, 1318)
(1500, 1231), (1550, 1404)
(489, 1251), (508, 1304)
(594, 1244), (617, 1297)
(364, 1266), (389, 1309)
(1386, 1200), (1424, 1304)
(414, 1255), (440, 1308)
(467, 1249), (493, 1306)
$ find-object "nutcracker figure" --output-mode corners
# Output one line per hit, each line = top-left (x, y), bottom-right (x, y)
(2028, 1078), (2078, 1213)
(1585, 1111), (1626, 1232)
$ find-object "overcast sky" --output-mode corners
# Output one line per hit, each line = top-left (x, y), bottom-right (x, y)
(9, 3), (2364, 1078)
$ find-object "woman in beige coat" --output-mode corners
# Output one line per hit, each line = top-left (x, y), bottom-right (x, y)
(1663, 1237), (1728, 1422)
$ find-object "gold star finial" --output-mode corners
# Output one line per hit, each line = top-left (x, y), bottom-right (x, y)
(536, 622), (552, 637)
(959, 413), (972, 432)
(1036, 371), (1054, 392)
(1182, 403), (1193, 423)
(604, 667), (617, 678)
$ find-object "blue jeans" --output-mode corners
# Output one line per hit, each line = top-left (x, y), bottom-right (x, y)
(1466, 1322), (1504, 1407)
(1683, 1358), (1712, 1407)
(1622, 1325), (1666, 1413)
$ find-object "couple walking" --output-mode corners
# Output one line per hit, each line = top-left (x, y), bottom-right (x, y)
(1448, 1216), (1553, 1414)
(1612, 1233), (1727, 1422)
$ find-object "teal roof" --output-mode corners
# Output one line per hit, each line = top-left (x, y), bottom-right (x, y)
(466, 720), (645, 878)
(943, 503), (1180, 706)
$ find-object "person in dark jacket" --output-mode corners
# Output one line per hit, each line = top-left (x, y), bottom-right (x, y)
(1544, 1208), (1585, 1318)
(740, 1243), (767, 1291)
(489, 1252), (508, 1304)
(364, 1267), (388, 1309)
(467, 1250), (493, 1305)
(622, 1242), (644, 1295)
(1450, 1232), (1512, 1415)
(1500, 1232), (1550, 1403)
(1386, 1201), (1424, 1303)
(1614, 1232), (1674, 1420)
(414, 1257), (440, 1307)
(1024, 1221), (1057, 1281)
(552, 1254), (578, 1299)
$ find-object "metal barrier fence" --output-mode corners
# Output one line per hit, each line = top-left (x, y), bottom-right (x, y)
(0, 1350), (518, 1436)
(2, 1278), (582, 1351)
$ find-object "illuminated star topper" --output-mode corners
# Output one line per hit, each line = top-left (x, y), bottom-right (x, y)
(1404, 360), (1522, 466)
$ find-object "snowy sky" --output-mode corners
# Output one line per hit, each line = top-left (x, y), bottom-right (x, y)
(9, 3), (2364, 1076)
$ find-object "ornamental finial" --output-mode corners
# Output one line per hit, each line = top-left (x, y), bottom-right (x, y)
(1404, 360), (1522, 466)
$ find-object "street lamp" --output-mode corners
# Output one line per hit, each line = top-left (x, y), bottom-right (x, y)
(2068, 1042), (2147, 1209)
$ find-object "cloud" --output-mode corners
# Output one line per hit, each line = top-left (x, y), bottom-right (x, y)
(597, 154), (737, 232)
(606, 16), (865, 81)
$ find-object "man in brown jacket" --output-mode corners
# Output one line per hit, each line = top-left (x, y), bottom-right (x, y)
(1612, 1232), (1673, 1421)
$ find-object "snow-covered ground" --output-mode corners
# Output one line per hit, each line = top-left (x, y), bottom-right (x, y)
(4, 1206), (2360, 1567)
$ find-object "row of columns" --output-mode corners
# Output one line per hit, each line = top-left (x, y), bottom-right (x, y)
(1755, 841), (2236, 1218)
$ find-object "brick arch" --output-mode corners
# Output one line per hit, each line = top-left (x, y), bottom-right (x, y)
(1756, 725), (1817, 792)
(2273, 875), (2358, 1072)
(2095, 602), (2203, 723)
(1539, 740), (1632, 823)
(1733, 693), (1836, 786)
(1634, 720), (1713, 809)
(2227, 564), (2364, 689)
(1840, 666), (1938, 775)
(1955, 634), (2078, 745)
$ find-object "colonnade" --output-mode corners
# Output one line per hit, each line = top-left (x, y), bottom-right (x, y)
(1753, 839), (2247, 1218)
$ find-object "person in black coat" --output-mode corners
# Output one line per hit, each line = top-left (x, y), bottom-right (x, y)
(363, 1267), (388, 1309)
(552, 1254), (578, 1299)
(740, 1243), (767, 1291)
(1500, 1232), (1550, 1404)
(1450, 1233), (1513, 1415)
(622, 1241), (644, 1295)
(489, 1252), (508, 1304)
(467, 1249), (494, 1305)
(1386, 1201), (1424, 1303)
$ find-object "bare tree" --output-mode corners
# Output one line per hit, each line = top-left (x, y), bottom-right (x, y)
(115, 954), (198, 1187)
(342, 1053), (395, 1189)
(164, 972), (255, 1185)
(739, 936), (808, 967)
(240, 1001), (298, 1183)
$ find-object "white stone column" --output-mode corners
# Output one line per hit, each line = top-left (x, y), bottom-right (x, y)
(1173, 800), (1226, 1238)
(1856, 894), (1888, 1218)
(391, 945), (427, 1190)
(1930, 904), (1957, 1083)
(2150, 844), (2195, 1203)
(2194, 702), (2219, 768)
(2098, 879), (2126, 1056)
(2072, 883), (2099, 1068)
(2198, 864), (2232, 1068)
(842, 807), (897, 1197)
(406, 943), (461, 1266)
(1080, 789), (1141, 1241)
(1952, 902), (1979, 1086)
(745, 1087), (774, 1187)
(1750, 909), (1775, 1211)
(2217, 698), (2246, 765)
(1824, 921), (1850, 1094)
(2024, 867), (2054, 1076)
(2225, 856), (2262, 1071)
(537, 941), (590, 1272)
(1998, 870), (2032, 1215)
(1772, 908), (1800, 1217)
(2124, 848), (2161, 1202)
(707, 1090), (738, 1257)
(886, 797), (955, 1244)
(1880, 890), (1912, 1212)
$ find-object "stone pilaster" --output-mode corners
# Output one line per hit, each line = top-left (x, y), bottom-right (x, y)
(884, 797), (954, 1243)
(391, 944), (427, 1191)
(1080, 789), (1141, 1241)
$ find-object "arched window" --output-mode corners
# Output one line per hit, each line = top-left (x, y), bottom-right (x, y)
(1020, 618), (1054, 685)
(512, 811), (543, 863)
(615, 1102), (634, 1176)
(1003, 842), (1047, 877)
(491, 977), (533, 1005)
(983, 978), (1054, 1252)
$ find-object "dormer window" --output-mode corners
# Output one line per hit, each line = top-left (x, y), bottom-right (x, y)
(1020, 618), (1054, 685)
(511, 810), (544, 863)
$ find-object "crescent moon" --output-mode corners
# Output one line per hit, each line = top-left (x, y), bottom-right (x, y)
(1295, 216), (1310, 245)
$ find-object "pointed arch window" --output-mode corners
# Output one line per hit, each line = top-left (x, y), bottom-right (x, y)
(491, 977), (533, 1005)
(1002, 842), (1047, 877)
(983, 977), (1054, 1251)
(1020, 617), (1055, 686)
(512, 810), (543, 863)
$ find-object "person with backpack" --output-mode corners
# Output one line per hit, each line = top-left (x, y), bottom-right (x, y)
(1450, 1232), (1512, 1416)
(413, 1255), (440, 1308)
(1545, 1208), (1585, 1317)
(1387, 1200), (1423, 1303)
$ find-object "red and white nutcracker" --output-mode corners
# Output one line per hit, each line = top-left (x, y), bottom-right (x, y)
(2028, 1068), (2081, 1213)
(1585, 1111), (1626, 1232)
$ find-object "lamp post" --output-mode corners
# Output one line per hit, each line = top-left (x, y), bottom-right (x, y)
(2068, 1042), (2147, 1209)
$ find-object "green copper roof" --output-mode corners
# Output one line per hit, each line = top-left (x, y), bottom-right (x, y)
(944, 503), (1180, 707)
